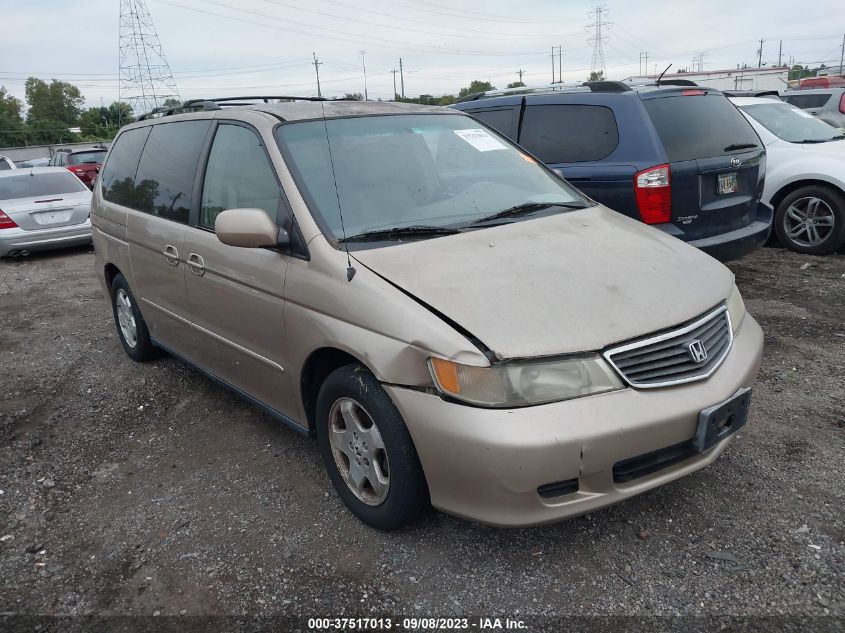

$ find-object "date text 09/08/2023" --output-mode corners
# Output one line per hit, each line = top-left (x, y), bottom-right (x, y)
(307, 617), (528, 630)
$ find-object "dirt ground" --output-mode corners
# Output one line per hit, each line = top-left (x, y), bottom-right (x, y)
(0, 244), (842, 630)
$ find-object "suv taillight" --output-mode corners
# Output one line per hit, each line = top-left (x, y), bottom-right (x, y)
(839, 93), (845, 114)
(0, 209), (18, 230)
(634, 164), (671, 224)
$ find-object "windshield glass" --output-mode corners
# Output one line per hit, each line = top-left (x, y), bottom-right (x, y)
(740, 102), (843, 143)
(275, 114), (587, 241)
(0, 171), (88, 200)
(68, 150), (106, 165)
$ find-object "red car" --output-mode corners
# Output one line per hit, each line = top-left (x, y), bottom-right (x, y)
(49, 148), (107, 189)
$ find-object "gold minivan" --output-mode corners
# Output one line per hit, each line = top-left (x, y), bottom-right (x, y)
(91, 98), (763, 530)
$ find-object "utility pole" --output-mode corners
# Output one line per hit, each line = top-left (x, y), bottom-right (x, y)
(551, 45), (556, 83)
(558, 45), (563, 83)
(391, 68), (398, 99)
(360, 50), (368, 100)
(312, 52), (322, 98)
(398, 58), (405, 98)
(516, 69), (525, 84)
(758, 39), (764, 68)
(840, 33), (844, 75)
(778, 40), (783, 67)
(639, 52), (648, 76)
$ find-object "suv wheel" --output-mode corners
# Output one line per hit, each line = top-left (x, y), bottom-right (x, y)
(110, 274), (158, 362)
(775, 185), (845, 255)
(315, 364), (429, 530)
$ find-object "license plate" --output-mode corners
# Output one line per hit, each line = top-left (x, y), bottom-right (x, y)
(692, 388), (751, 453)
(717, 172), (738, 195)
(32, 210), (72, 225)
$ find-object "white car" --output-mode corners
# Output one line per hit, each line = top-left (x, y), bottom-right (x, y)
(731, 97), (845, 254)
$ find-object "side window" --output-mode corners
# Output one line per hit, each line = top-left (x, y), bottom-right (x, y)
(469, 108), (516, 139)
(199, 124), (283, 229)
(101, 127), (152, 207)
(519, 104), (619, 163)
(133, 120), (211, 223)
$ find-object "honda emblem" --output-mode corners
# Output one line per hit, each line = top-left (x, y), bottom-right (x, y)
(730, 157), (742, 167)
(688, 339), (708, 363)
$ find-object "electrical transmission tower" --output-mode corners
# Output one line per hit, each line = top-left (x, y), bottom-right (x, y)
(586, 6), (609, 76)
(119, 0), (180, 116)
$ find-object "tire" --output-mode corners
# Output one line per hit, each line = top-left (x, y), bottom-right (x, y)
(315, 364), (429, 530)
(109, 273), (158, 362)
(774, 185), (845, 255)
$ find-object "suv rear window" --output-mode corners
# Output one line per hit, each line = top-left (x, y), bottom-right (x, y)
(643, 94), (761, 162)
(782, 93), (832, 109)
(519, 105), (619, 163)
(0, 171), (87, 200)
(69, 150), (106, 165)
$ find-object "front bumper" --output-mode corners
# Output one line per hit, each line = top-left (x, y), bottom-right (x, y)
(386, 314), (764, 527)
(0, 220), (92, 257)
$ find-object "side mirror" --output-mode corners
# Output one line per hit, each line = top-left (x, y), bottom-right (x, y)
(215, 208), (289, 248)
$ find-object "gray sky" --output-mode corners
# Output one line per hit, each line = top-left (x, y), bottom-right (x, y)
(2, 0), (844, 110)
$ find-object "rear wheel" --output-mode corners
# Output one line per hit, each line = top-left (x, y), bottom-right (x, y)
(774, 185), (845, 255)
(110, 274), (157, 362)
(315, 364), (429, 530)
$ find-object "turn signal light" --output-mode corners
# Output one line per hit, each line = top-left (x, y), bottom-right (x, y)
(0, 209), (19, 230)
(634, 164), (671, 224)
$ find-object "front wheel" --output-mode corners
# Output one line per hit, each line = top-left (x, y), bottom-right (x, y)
(774, 185), (845, 255)
(315, 364), (429, 530)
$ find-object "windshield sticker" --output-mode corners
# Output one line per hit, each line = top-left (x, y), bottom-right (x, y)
(453, 128), (508, 152)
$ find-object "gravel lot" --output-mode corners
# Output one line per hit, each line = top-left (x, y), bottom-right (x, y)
(0, 245), (842, 630)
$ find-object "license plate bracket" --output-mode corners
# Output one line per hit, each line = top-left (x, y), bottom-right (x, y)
(692, 387), (751, 453)
(717, 171), (738, 195)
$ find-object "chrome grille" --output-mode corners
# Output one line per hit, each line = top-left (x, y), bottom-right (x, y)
(604, 307), (732, 388)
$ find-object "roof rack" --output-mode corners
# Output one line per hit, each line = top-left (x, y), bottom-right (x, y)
(455, 80), (633, 103)
(137, 95), (353, 121)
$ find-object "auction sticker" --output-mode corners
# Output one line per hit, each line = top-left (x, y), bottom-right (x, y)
(453, 128), (507, 151)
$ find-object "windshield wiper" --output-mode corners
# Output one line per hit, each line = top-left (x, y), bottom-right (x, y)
(799, 136), (845, 143)
(724, 143), (759, 151)
(467, 201), (588, 226)
(338, 225), (461, 243)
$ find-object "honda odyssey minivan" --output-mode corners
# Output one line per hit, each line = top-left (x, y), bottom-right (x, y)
(91, 97), (763, 530)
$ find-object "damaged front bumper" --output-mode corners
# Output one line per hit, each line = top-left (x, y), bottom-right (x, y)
(384, 314), (764, 527)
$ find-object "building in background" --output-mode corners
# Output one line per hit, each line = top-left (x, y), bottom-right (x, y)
(623, 66), (790, 91)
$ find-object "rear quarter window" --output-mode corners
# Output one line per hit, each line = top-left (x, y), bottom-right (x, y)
(518, 104), (619, 163)
(643, 93), (761, 162)
(101, 127), (152, 207)
(467, 108), (516, 138)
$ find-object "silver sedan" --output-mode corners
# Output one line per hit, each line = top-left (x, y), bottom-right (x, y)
(0, 167), (93, 258)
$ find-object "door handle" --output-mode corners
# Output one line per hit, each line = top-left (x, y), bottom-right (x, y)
(162, 244), (179, 266)
(187, 252), (205, 276)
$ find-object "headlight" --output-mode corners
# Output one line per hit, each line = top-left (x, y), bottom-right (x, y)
(429, 355), (624, 408)
(726, 283), (746, 334)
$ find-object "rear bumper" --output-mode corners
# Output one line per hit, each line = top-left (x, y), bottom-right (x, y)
(0, 220), (92, 257)
(688, 203), (773, 262)
(386, 315), (764, 527)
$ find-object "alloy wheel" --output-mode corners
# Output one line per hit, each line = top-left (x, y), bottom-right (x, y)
(115, 288), (138, 349)
(328, 397), (390, 506)
(783, 196), (836, 247)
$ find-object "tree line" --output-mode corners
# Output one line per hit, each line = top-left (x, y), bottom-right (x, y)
(0, 78), (137, 147)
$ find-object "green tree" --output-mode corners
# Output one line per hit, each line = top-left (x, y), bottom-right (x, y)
(506, 81), (526, 89)
(458, 80), (495, 98)
(0, 86), (27, 147)
(437, 95), (456, 106)
(587, 71), (605, 82)
(342, 92), (363, 100)
(161, 98), (181, 107)
(107, 101), (134, 127)
(79, 107), (110, 140)
(25, 78), (85, 144)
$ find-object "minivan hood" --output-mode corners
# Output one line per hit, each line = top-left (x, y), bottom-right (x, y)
(352, 206), (734, 360)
